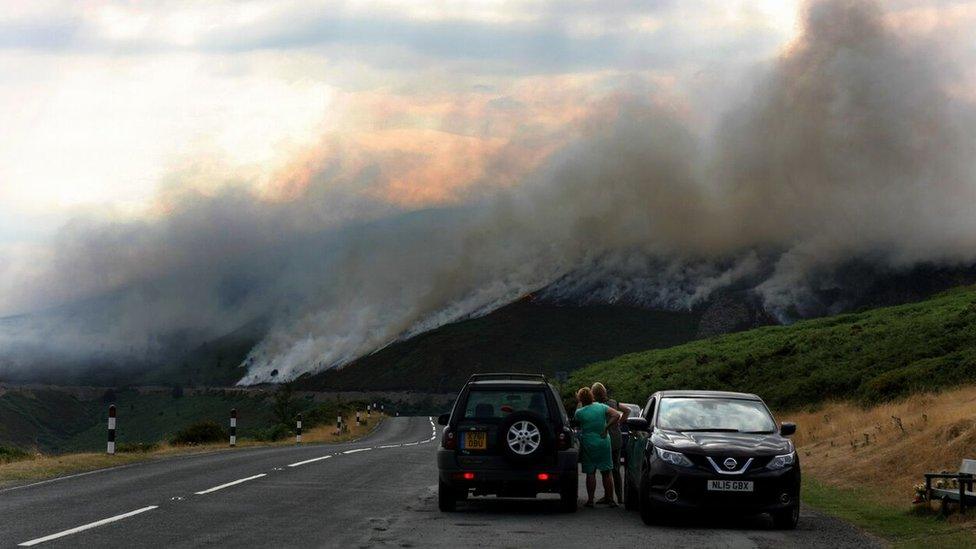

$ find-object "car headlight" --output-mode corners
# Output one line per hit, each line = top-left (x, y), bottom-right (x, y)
(767, 451), (796, 470)
(655, 447), (694, 468)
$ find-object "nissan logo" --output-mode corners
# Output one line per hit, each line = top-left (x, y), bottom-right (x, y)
(723, 457), (738, 470)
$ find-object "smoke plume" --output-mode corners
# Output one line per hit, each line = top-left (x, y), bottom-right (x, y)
(1, 0), (974, 383)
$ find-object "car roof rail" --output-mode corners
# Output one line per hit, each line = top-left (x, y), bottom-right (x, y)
(467, 373), (550, 383)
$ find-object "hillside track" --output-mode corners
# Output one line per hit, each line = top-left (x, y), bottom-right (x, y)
(1, 417), (880, 548)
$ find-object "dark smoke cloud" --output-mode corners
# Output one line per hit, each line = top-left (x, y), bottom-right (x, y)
(2, 0), (974, 383)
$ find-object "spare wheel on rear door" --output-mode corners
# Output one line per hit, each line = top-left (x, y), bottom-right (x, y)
(498, 411), (553, 464)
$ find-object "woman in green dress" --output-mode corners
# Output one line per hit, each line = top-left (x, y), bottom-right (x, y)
(575, 386), (622, 507)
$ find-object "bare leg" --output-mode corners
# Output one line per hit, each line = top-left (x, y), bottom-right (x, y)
(601, 470), (616, 504)
(611, 464), (623, 502)
(585, 473), (596, 505)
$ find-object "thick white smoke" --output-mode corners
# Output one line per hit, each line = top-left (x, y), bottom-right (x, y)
(1, 0), (975, 383)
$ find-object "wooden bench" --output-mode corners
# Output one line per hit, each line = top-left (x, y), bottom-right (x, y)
(925, 459), (976, 513)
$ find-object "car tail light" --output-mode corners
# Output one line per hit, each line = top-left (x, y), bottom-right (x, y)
(463, 472), (475, 480)
(443, 430), (456, 450)
(537, 473), (550, 481)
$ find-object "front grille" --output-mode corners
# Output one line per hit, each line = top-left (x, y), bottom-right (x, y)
(687, 454), (770, 474)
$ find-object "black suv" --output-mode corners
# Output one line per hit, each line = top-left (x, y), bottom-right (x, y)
(623, 390), (800, 529)
(436, 373), (579, 512)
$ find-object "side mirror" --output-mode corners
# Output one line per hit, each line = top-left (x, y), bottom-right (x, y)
(438, 413), (450, 426)
(779, 422), (796, 436)
(626, 417), (650, 432)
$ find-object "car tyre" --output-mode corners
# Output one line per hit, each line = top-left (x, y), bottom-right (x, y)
(497, 411), (553, 464)
(771, 501), (799, 530)
(624, 474), (639, 511)
(639, 474), (662, 525)
(438, 479), (457, 512)
(559, 476), (578, 513)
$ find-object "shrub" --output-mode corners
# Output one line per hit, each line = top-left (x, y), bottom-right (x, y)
(169, 421), (227, 445)
(252, 424), (291, 442)
(0, 445), (32, 464)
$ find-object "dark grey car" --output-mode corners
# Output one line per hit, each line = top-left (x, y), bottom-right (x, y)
(436, 373), (579, 512)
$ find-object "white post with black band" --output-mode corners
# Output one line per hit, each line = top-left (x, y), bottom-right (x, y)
(106, 404), (117, 455)
(230, 408), (237, 447)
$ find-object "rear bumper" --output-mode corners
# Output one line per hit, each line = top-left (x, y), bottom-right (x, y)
(438, 448), (578, 494)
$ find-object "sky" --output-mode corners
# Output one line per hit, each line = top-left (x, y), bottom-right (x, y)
(2, 1), (976, 383)
(0, 1), (801, 258)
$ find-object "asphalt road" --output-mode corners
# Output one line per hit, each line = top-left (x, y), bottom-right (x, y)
(1, 417), (881, 548)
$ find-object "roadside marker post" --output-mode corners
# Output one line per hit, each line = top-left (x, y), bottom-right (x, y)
(230, 409), (237, 447)
(296, 413), (302, 444)
(106, 405), (116, 455)
(356, 411), (361, 426)
(336, 414), (342, 435)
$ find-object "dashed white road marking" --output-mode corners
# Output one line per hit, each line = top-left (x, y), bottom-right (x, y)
(342, 448), (371, 454)
(18, 506), (158, 546)
(378, 444), (401, 449)
(403, 442), (418, 446)
(287, 455), (334, 467)
(195, 473), (267, 495)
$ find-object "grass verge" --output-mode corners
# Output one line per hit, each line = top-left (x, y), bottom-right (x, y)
(803, 477), (976, 547)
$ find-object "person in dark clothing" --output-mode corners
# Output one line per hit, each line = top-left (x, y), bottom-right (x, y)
(591, 382), (630, 504)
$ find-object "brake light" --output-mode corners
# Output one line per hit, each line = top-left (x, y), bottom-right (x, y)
(443, 430), (456, 450)
(463, 472), (476, 480)
(537, 473), (550, 481)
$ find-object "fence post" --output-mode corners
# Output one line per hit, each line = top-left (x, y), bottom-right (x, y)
(961, 478), (967, 514)
(107, 404), (116, 455)
(230, 408), (237, 447)
(296, 413), (302, 445)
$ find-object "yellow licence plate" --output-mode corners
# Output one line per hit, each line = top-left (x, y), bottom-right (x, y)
(463, 431), (487, 450)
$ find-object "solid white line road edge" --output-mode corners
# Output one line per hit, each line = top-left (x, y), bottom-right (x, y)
(287, 455), (333, 467)
(194, 473), (267, 495)
(18, 506), (158, 547)
(342, 448), (371, 454)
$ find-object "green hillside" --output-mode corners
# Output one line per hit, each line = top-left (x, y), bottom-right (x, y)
(0, 388), (281, 453)
(570, 286), (976, 410)
(299, 299), (703, 394)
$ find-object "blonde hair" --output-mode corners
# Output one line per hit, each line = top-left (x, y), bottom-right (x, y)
(576, 387), (594, 406)
(591, 382), (608, 402)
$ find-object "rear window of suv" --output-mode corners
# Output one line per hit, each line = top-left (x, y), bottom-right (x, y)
(463, 389), (549, 419)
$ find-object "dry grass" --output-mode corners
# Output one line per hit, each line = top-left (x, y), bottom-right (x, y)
(781, 384), (976, 533)
(300, 414), (383, 443)
(0, 414), (386, 486)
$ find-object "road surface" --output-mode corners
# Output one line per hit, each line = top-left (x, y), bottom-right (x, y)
(1, 417), (881, 548)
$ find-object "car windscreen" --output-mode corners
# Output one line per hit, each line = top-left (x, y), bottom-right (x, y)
(656, 397), (776, 433)
(463, 389), (549, 420)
